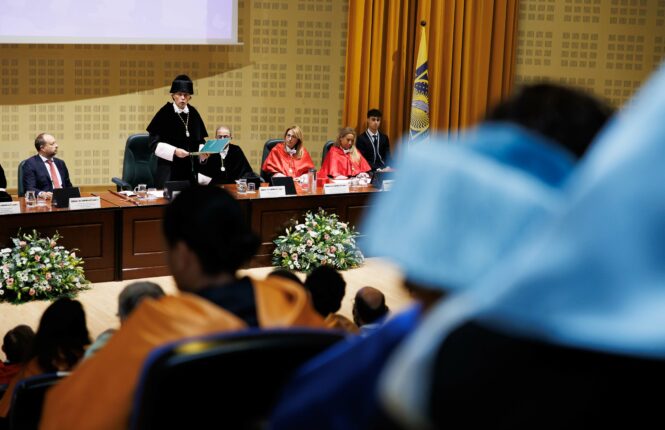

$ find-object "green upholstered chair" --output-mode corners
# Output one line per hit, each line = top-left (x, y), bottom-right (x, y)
(259, 138), (283, 182)
(112, 133), (158, 190)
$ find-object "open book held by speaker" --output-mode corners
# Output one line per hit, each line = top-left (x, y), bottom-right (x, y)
(189, 138), (229, 156)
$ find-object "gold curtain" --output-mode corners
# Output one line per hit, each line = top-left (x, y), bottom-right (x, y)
(343, 0), (519, 149)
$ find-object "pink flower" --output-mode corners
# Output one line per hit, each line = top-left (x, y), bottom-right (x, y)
(45, 273), (52, 280)
(45, 286), (52, 292)
(34, 255), (41, 262)
(291, 253), (298, 261)
(329, 246), (337, 253)
(29, 288), (35, 296)
(306, 239), (313, 247)
(19, 241), (26, 247)
(324, 234), (330, 241)
(50, 241), (57, 248)
(282, 251), (288, 258)
(6, 278), (13, 286)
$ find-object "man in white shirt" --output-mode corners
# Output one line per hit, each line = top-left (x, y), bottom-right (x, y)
(356, 108), (392, 172)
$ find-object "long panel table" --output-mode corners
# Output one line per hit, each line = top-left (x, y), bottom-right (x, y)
(0, 185), (379, 282)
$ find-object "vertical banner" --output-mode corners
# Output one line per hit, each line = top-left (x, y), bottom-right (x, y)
(409, 22), (430, 144)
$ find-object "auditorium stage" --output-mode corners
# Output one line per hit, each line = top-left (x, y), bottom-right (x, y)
(0, 258), (411, 361)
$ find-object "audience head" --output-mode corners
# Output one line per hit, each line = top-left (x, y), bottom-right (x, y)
(117, 281), (166, 323)
(34, 133), (58, 158)
(367, 108), (383, 132)
(2, 325), (35, 364)
(163, 186), (259, 292)
(33, 297), (90, 372)
(353, 286), (389, 327)
(487, 83), (613, 158)
(304, 266), (347, 317)
(283, 125), (305, 156)
(170, 74), (194, 110)
(215, 125), (232, 140)
(362, 124), (571, 309)
(268, 268), (304, 286)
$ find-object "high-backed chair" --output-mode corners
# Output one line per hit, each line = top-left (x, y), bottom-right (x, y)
(112, 133), (158, 190)
(130, 328), (345, 430)
(321, 140), (335, 166)
(17, 159), (26, 197)
(259, 138), (283, 182)
(8, 372), (69, 430)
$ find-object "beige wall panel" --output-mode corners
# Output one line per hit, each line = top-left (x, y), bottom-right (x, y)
(515, 0), (665, 107)
(0, 0), (348, 190)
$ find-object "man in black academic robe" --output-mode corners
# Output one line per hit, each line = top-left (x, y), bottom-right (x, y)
(147, 74), (208, 188)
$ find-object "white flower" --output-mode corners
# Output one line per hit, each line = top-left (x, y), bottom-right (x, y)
(0, 248), (11, 255)
(0, 290), (4, 295)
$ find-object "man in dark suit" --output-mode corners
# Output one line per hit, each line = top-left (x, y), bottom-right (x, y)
(356, 108), (392, 172)
(22, 133), (73, 198)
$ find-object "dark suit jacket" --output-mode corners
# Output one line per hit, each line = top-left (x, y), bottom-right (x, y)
(22, 154), (73, 194)
(0, 162), (6, 189)
(356, 130), (391, 171)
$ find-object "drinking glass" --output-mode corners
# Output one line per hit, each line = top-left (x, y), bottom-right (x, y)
(134, 183), (148, 200)
(236, 178), (248, 194)
(25, 191), (36, 208)
(147, 187), (157, 200)
(300, 174), (310, 191)
(247, 182), (256, 193)
(37, 192), (48, 207)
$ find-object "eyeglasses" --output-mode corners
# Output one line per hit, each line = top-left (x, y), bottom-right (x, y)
(217, 134), (231, 139)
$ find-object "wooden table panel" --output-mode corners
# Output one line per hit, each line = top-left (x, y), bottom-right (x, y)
(0, 199), (118, 283)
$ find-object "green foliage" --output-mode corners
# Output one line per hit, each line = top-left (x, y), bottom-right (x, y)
(273, 209), (364, 273)
(0, 230), (90, 304)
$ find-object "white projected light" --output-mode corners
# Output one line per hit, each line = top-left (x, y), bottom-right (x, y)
(0, 0), (238, 44)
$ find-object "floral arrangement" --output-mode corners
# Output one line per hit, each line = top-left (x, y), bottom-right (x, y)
(273, 209), (364, 272)
(0, 230), (90, 304)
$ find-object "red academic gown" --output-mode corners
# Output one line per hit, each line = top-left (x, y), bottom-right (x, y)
(40, 277), (325, 430)
(262, 142), (315, 178)
(318, 146), (372, 179)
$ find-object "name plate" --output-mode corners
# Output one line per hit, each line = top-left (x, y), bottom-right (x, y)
(259, 186), (286, 198)
(382, 179), (395, 191)
(69, 196), (101, 210)
(0, 202), (20, 215)
(324, 183), (350, 194)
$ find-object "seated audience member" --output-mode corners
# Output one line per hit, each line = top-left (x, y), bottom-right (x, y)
(267, 268), (304, 286)
(270, 82), (612, 430)
(304, 266), (358, 334)
(197, 125), (255, 185)
(377, 67), (665, 429)
(0, 325), (35, 385)
(271, 123), (581, 430)
(318, 127), (371, 180)
(486, 82), (613, 159)
(261, 125), (314, 181)
(356, 108), (392, 171)
(84, 281), (166, 359)
(40, 186), (324, 430)
(22, 133), (73, 198)
(0, 298), (89, 419)
(353, 287), (389, 337)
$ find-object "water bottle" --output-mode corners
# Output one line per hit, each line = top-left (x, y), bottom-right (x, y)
(308, 168), (316, 194)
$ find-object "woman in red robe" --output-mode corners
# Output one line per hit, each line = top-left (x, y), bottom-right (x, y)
(261, 125), (314, 180)
(318, 127), (372, 179)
